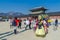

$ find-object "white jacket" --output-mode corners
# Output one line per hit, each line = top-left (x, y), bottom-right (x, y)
(26, 20), (29, 25)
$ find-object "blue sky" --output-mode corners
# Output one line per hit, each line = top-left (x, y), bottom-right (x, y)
(0, 0), (60, 14)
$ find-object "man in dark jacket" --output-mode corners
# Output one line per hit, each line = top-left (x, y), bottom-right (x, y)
(54, 19), (58, 30)
(18, 19), (22, 29)
(55, 19), (58, 26)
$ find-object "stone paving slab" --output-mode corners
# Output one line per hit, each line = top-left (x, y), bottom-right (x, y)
(0, 22), (60, 40)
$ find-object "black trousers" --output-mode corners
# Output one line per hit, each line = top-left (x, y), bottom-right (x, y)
(29, 23), (31, 29)
(18, 22), (21, 29)
(25, 24), (31, 30)
(14, 29), (17, 34)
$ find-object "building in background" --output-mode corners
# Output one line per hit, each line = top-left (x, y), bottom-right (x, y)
(47, 12), (60, 19)
(29, 7), (47, 19)
(19, 7), (60, 20)
(0, 7), (60, 20)
(20, 7), (47, 20)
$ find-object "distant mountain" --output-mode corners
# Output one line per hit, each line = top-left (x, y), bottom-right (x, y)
(0, 12), (25, 17)
(0, 13), (8, 16)
(8, 12), (25, 17)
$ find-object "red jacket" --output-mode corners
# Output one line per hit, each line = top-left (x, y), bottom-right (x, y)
(15, 19), (20, 26)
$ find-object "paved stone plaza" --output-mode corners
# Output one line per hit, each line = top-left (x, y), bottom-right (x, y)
(0, 21), (60, 40)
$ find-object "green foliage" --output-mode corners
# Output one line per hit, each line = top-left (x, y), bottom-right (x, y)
(2, 16), (7, 19)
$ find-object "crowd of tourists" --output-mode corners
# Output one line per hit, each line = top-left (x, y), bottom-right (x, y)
(9, 15), (58, 36)
(9, 17), (22, 29)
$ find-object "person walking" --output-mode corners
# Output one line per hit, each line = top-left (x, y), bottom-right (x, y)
(25, 18), (31, 30)
(29, 19), (32, 29)
(42, 19), (48, 34)
(18, 18), (22, 29)
(33, 19), (37, 32)
(54, 19), (58, 30)
(9, 18), (13, 28)
(13, 17), (19, 34)
(24, 19), (26, 27)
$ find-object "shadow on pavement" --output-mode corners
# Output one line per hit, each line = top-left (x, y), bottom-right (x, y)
(0, 29), (30, 39)
(0, 32), (14, 39)
(1, 38), (7, 40)
(0, 31), (12, 36)
(18, 29), (29, 33)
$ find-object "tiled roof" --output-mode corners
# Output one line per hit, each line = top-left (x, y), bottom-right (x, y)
(47, 11), (60, 16)
(16, 11), (60, 18)
(30, 7), (47, 12)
